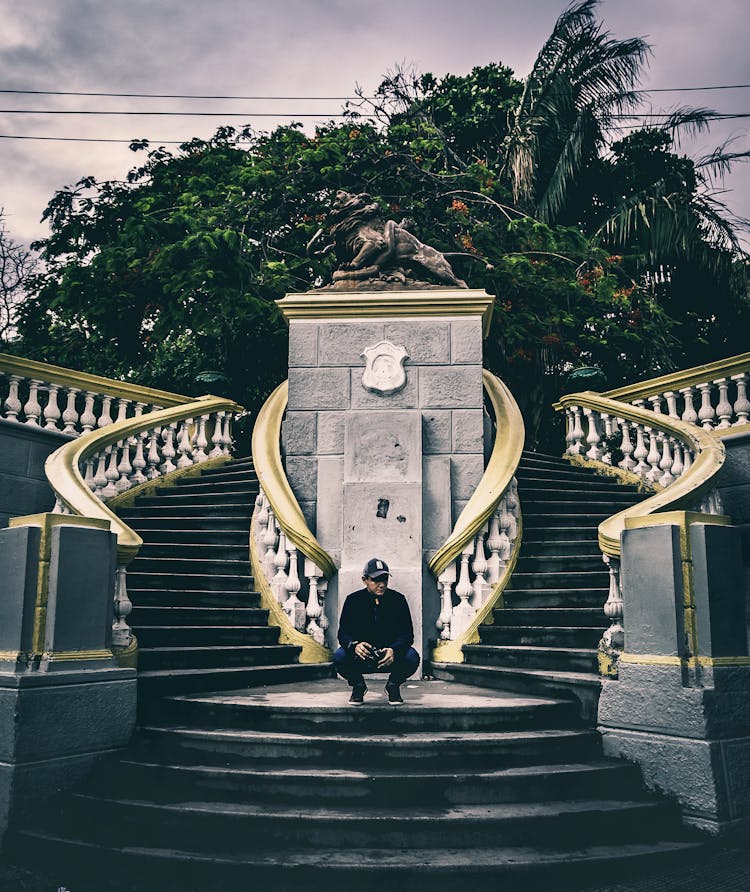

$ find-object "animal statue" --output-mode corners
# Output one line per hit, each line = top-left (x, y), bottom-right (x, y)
(308, 191), (467, 289)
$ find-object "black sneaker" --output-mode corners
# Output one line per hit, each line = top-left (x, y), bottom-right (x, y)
(349, 682), (367, 704)
(385, 682), (403, 704)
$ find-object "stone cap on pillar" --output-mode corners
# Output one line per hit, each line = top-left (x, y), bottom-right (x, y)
(276, 289), (495, 339)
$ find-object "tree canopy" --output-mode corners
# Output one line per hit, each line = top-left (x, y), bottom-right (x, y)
(9, 0), (748, 448)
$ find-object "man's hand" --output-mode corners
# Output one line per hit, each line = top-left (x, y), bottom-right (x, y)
(354, 641), (373, 661)
(377, 647), (395, 669)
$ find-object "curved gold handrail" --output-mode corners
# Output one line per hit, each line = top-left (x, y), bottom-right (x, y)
(45, 395), (242, 565)
(251, 381), (336, 579)
(554, 391), (726, 556)
(429, 370), (525, 579)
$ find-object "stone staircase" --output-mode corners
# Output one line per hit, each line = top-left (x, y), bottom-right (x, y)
(433, 450), (646, 719)
(11, 679), (700, 891)
(118, 456), (331, 699)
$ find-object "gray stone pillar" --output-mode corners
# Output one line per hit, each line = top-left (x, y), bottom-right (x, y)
(0, 514), (137, 843)
(277, 289), (493, 658)
(598, 511), (750, 833)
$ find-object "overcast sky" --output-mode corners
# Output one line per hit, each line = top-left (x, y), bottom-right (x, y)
(1, 0), (748, 248)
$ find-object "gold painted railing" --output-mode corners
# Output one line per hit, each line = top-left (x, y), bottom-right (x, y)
(45, 395), (242, 659)
(431, 370), (525, 663)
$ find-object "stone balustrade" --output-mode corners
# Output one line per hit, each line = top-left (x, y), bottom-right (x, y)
(252, 487), (329, 646)
(436, 478), (520, 642)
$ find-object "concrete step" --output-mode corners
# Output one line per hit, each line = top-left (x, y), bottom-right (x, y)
(522, 500), (637, 516)
(135, 528), (249, 544)
(171, 479), (257, 494)
(517, 474), (642, 493)
(502, 588), (607, 609)
(492, 607), (605, 628)
(137, 662), (332, 697)
(130, 606), (268, 626)
(129, 589), (260, 609)
(515, 554), (603, 573)
(128, 572), (253, 593)
(118, 511), (250, 526)
(464, 644), (600, 674)
(506, 570), (610, 588)
(135, 492), (256, 507)
(139, 644), (299, 672)
(479, 625), (604, 649)
(522, 528), (600, 544)
(194, 467), (257, 485)
(133, 625), (279, 648)
(137, 542), (249, 560)
(520, 487), (643, 504)
(130, 556), (252, 576)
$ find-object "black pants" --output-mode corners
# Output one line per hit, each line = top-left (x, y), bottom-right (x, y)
(333, 646), (420, 686)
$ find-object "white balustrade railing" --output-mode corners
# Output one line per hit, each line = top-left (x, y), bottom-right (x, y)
(1, 371), (165, 439)
(436, 478), (520, 642)
(252, 487), (329, 646)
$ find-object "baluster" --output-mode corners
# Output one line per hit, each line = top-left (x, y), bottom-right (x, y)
(318, 579), (329, 638)
(92, 451), (108, 496)
(658, 436), (675, 487)
(80, 392), (97, 433)
(98, 396), (114, 428)
(663, 391), (679, 419)
(506, 478), (519, 541)
(24, 380), (42, 426)
(680, 387), (698, 425)
(632, 423), (649, 478)
(176, 419), (193, 469)
(683, 446), (693, 473)
(263, 508), (278, 580)
(618, 420), (636, 471)
(451, 542), (476, 639)
(696, 382), (715, 431)
(564, 408), (576, 455)
(436, 563), (457, 641)
(600, 413), (614, 465)
(645, 428), (661, 484)
(101, 445), (121, 498)
(43, 384), (62, 430)
(194, 415), (209, 463)
(116, 440), (133, 492)
(61, 388), (80, 435)
(83, 456), (96, 491)
(497, 496), (512, 574)
(304, 558), (325, 645)
(670, 438), (684, 479)
(147, 430), (162, 479)
(600, 554), (624, 655)
(569, 406), (584, 455)
(648, 394), (664, 415)
(161, 424), (177, 474)
(112, 566), (134, 648)
(732, 373), (750, 426)
(471, 524), (490, 607)
(255, 491), (269, 551)
(284, 543), (306, 631)
(221, 413), (234, 455)
(271, 530), (289, 603)
(52, 496), (66, 515)
(714, 378), (733, 429)
(209, 411), (225, 457)
(130, 432), (148, 485)
(486, 508), (502, 585)
(3, 375), (22, 421)
(584, 409), (603, 461)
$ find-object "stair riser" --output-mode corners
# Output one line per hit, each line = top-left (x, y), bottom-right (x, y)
(515, 556), (603, 573)
(134, 627), (278, 647)
(479, 627), (603, 648)
(137, 729), (602, 769)
(136, 529), (249, 544)
(520, 490), (642, 505)
(129, 590), (260, 608)
(171, 481), (257, 494)
(508, 571), (610, 588)
(128, 573), (253, 593)
(93, 761), (641, 808)
(138, 663), (331, 698)
(130, 559), (252, 576)
(193, 470), (256, 485)
(64, 797), (670, 850)
(118, 515), (250, 528)
(493, 608), (604, 627)
(137, 492), (257, 507)
(464, 647), (599, 674)
(522, 529), (599, 544)
(137, 544), (250, 560)
(130, 608), (268, 626)
(523, 504), (635, 517)
(517, 475), (641, 492)
(503, 592), (606, 609)
(139, 646), (296, 671)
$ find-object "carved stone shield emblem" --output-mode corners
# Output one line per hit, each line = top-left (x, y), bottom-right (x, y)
(361, 340), (409, 395)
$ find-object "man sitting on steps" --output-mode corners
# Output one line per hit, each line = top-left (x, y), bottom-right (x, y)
(333, 558), (420, 705)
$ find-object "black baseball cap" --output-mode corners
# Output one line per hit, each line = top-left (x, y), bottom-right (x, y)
(363, 558), (390, 578)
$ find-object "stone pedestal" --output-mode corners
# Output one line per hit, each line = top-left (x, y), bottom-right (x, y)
(598, 512), (750, 833)
(0, 515), (137, 842)
(277, 289), (493, 657)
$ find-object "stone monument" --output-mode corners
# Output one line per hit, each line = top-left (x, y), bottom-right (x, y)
(278, 193), (493, 657)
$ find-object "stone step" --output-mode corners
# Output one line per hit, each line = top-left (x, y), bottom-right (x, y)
(515, 554), (603, 573)
(137, 542), (249, 560)
(195, 466), (257, 483)
(135, 492), (256, 507)
(431, 664), (602, 723)
(130, 606), (269, 626)
(521, 512), (614, 528)
(506, 570), (610, 589)
(118, 511), (250, 525)
(464, 644), (600, 674)
(129, 556), (252, 576)
(522, 500), (637, 516)
(479, 625), (604, 649)
(128, 572), (253, 593)
(502, 588), (606, 609)
(492, 607), (605, 628)
(520, 487), (643, 504)
(171, 479), (258, 494)
(133, 625), (279, 648)
(517, 474), (642, 493)
(138, 644), (298, 672)
(129, 589), (260, 609)
(93, 757), (641, 808)
(61, 792), (674, 850)
(522, 528), (600, 544)
(10, 831), (703, 892)
(137, 662), (332, 697)
(135, 528), (249, 544)
(135, 724), (604, 772)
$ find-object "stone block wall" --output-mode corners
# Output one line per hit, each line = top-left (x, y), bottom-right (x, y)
(716, 432), (750, 642)
(0, 422), (66, 527)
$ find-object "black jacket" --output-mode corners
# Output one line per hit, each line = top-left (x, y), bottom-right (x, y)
(337, 588), (414, 654)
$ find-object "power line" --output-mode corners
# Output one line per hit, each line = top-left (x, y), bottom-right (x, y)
(0, 134), (184, 144)
(0, 109), (350, 118)
(646, 84), (750, 93)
